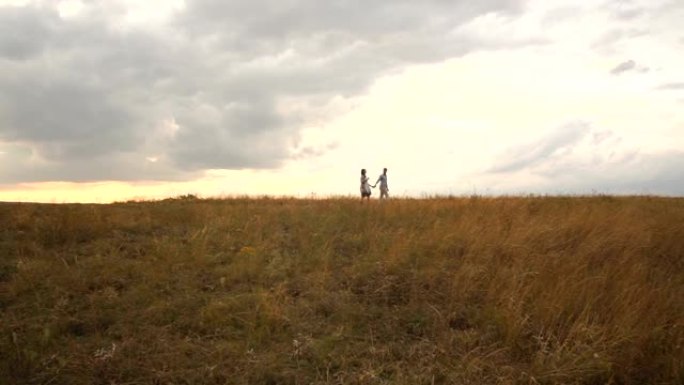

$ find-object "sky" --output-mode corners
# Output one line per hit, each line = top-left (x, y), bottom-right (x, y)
(0, 0), (683, 202)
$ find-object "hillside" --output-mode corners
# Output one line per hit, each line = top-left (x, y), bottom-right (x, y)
(1, 196), (683, 384)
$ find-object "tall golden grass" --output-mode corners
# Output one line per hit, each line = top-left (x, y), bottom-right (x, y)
(0, 196), (682, 384)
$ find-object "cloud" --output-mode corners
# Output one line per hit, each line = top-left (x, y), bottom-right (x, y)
(291, 142), (340, 160)
(484, 119), (684, 195)
(531, 151), (684, 195)
(593, 29), (649, 51)
(609, 59), (651, 75)
(611, 152), (684, 194)
(610, 60), (636, 75)
(0, 6), (55, 60)
(655, 82), (684, 90)
(603, 0), (644, 20)
(0, 0), (530, 183)
(0, 79), (138, 160)
(541, 6), (582, 25)
(489, 121), (591, 173)
(482, 151), (684, 196)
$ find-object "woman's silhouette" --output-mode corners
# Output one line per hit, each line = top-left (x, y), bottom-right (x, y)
(360, 169), (372, 201)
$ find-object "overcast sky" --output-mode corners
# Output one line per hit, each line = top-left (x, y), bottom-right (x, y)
(1, 0), (683, 202)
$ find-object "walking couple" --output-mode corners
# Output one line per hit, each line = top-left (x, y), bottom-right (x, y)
(360, 168), (389, 201)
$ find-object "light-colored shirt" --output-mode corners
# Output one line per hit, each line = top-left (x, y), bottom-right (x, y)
(360, 175), (371, 194)
(376, 174), (388, 189)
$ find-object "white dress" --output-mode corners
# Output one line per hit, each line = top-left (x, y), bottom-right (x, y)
(360, 175), (371, 195)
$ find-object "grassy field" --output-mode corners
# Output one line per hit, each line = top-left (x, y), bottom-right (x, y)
(0, 196), (683, 384)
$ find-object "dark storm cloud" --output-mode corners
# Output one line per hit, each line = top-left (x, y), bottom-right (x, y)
(0, 0), (529, 183)
(489, 122), (591, 173)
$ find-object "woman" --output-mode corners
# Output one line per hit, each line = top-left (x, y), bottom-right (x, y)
(360, 169), (372, 201)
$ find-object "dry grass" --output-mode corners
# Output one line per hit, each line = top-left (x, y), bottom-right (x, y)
(0, 196), (682, 384)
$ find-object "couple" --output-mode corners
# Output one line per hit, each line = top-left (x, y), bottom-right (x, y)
(360, 168), (389, 201)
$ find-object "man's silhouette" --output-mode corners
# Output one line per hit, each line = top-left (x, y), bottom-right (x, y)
(374, 168), (389, 199)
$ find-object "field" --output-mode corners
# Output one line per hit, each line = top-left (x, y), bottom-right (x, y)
(1, 196), (683, 384)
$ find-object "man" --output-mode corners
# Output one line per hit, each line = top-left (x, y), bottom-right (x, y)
(373, 168), (389, 199)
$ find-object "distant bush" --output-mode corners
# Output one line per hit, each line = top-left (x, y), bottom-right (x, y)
(164, 193), (200, 201)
